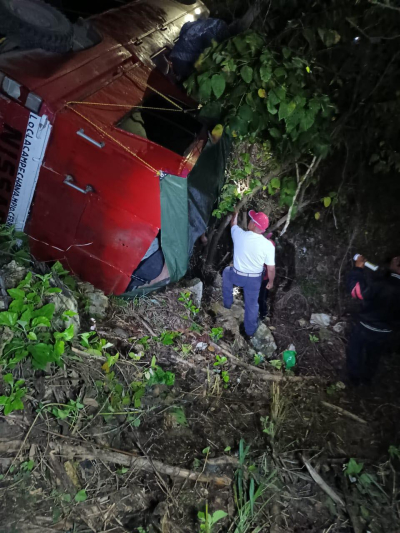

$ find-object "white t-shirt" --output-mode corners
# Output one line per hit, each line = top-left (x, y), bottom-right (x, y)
(231, 225), (275, 274)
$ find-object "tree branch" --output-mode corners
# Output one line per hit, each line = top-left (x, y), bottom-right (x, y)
(280, 156), (320, 237)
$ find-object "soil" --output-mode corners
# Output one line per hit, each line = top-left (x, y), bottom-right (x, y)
(0, 259), (399, 533)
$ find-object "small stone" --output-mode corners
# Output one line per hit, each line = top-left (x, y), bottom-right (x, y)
(298, 318), (308, 327)
(333, 322), (346, 334)
(310, 313), (332, 327)
(83, 397), (99, 408)
(196, 342), (208, 351)
(49, 293), (80, 336)
(113, 327), (129, 338)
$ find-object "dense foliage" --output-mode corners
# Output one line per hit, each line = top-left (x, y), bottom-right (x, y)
(185, 32), (334, 159)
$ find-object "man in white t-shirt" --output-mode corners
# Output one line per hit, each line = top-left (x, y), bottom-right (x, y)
(222, 210), (275, 337)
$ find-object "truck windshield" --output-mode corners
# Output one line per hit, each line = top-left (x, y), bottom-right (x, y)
(117, 94), (203, 156)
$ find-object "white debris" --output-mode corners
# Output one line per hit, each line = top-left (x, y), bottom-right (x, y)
(310, 313), (332, 327)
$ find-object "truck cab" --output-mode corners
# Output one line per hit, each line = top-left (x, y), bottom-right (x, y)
(0, 0), (209, 294)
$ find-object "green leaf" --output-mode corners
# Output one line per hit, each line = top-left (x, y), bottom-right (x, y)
(260, 65), (272, 82)
(270, 177), (281, 189)
(54, 340), (65, 358)
(211, 74), (226, 99)
(202, 447), (210, 455)
(32, 303), (55, 321)
(318, 28), (341, 47)
(300, 110), (315, 132)
(0, 312), (18, 327)
(279, 100), (296, 120)
(238, 104), (253, 122)
(345, 458), (364, 476)
(170, 407), (188, 427)
(269, 128), (281, 139)
(54, 324), (74, 342)
(240, 65), (253, 84)
(323, 197), (332, 208)
(283, 47), (291, 59)
(9, 299), (24, 313)
(74, 489), (87, 502)
(29, 343), (54, 370)
(31, 317), (51, 328)
(198, 78), (212, 102)
(7, 288), (25, 300)
(211, 510), (228, 524)
(3, 373), (14, 385)
(274, 67), (287, 78)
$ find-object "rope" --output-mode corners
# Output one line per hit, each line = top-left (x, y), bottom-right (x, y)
(67, 105), (160, 176)
(67, 101), (185, 112)
(127, 74), (183, 110)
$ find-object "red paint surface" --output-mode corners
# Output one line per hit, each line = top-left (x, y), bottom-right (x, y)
(0, 0), (206, 294)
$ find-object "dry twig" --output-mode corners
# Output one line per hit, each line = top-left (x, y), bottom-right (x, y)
(321, 401), (367, 425)
(301, 455), (345, 507)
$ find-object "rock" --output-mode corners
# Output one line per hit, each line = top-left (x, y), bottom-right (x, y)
(212, 274), (222, 289)
(113, 327), (129, 339)
(0, 260), (28, 289)
(211, 300), (246, 348)
(187, 278), (203, 307)
(196, 342), (208, 351)
(78, 281), (109, 319)
(310, 313), (332, 327)
(333, 322), (346, 334)
(251, 323), (277, 359)
(298, 318), (308, 328)
(49, 293), (80, 336)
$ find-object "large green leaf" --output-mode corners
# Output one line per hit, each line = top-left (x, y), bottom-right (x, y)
(211, 74), (226, 99)
(0, 312), (18, 327)
(299, 110), (315, 132)
(260, 65), (272, 82)
(7, 288), (25, 300)
(318, 28), (341, 47)
(240, 65), (253, 84)
(29, 343), (54, 370)
(32, 303), (55, 321)
(238, 104), (253, 122)
(279, 100), (296, 120)
(198, 78), (212, 102)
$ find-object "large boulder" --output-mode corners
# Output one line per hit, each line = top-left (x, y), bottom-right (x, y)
(78, 281), (109, 319)
(211, 300), (246, 348)
(251, 323), (277, 359)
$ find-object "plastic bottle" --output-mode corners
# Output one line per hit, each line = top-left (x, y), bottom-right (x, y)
(353, 254), (379, 272)
(283, 350), (296, 369)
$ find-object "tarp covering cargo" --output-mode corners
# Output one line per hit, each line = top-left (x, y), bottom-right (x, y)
(123, 133), (230, 297)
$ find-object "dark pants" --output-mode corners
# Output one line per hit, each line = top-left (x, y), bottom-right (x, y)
(258, 279), (270, 319)
(346, 322), (391, 383)
(222, 267), (262, 336)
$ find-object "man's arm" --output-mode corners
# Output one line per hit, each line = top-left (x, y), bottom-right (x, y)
(230, 211), (239, 227)
(346, 255), (374, 300)
(266, 265), (275, 290)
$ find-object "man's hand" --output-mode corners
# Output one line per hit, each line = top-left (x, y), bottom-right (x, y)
(266, 281), (273, 290)
(355, 255), (366, 268)
(266, 265), (275, 289)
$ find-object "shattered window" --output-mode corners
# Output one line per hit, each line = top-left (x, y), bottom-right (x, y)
(117, 93), (203, 156)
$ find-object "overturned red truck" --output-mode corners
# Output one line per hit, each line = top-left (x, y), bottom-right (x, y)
(0, 0), (229, 295)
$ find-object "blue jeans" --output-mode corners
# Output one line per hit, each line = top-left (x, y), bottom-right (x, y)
(222, 267), (262, 336)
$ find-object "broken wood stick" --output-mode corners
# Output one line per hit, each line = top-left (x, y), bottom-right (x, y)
(321, 401), (367, 425)
(52, 441), (231, 487)
(209, 342), (319, 382)
(301, 455), (345, 507)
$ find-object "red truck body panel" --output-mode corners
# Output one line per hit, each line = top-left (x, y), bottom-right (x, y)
(0, 0), (207, 294)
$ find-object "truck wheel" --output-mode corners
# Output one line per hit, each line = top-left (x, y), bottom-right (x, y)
(0, 0), (73, 53)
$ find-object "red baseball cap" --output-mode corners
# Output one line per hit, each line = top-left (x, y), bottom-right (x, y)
(249, 210), (269, 232)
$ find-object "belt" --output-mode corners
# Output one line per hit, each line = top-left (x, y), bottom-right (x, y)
(233, 267), (262, 278)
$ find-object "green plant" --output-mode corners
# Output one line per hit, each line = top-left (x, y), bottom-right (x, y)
(178, 291), (199, 317)
(185, 32), (333, 156)
(169, 406), (188, 427)
(190, 322), (203, 333)
(79, 332), (113, 356)
(389, 445), (400, 460)
(145, 366), (175, 386)
(213, 355), (227, 367)
(0, 373), (26, 415)
(326, 381), (345, 396)
(198, 502), (227, 533)
(51, 399), (84, 423)
(260, 415), (275, 437)
(253, 353), (264, 365)
(0, 224), (30, 265)
(221, 370), (230, 388)
(137, 335), (150, 351)
(210, 327), (224, 342)
(268, 359), (282, 370)
(309, 334), (319, 343)
(180, 343), (192, 356)
(0, 271), (74, 370)
(158, 330), (181, 346)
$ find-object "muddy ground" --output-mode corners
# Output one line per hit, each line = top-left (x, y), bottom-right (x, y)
(0, 257), (399, 533)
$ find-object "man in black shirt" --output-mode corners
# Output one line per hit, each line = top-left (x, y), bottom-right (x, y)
(346, 254), (400, 384)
